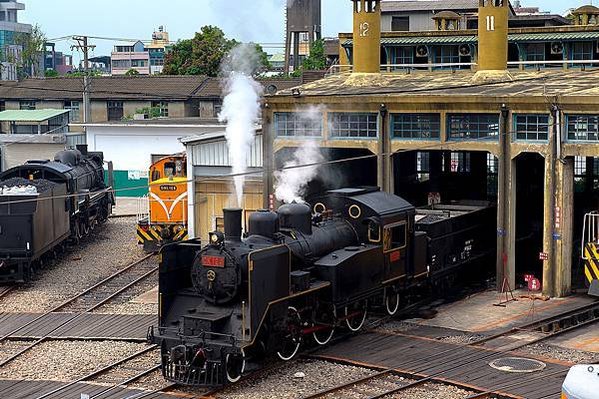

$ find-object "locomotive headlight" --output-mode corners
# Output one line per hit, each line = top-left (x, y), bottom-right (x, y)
(209, 231), (224, 246)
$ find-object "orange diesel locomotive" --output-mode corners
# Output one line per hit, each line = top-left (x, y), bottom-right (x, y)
(137, 154), (188, 252)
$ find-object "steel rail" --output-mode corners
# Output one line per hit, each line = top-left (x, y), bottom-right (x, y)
(302, 299), (599, 399)
(34, 345), (158, 399)
(0, 254), (157, 368)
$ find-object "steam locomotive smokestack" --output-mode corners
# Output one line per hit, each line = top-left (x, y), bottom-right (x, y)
(223, 208), (243, 241)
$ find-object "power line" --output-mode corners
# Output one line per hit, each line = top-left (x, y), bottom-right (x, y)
(0, 127), (538, 206)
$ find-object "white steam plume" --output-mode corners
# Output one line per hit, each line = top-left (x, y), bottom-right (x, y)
(274, 106), (325, 204)
(219, 44), (264, 207)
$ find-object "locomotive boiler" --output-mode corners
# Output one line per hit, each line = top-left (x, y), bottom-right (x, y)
(151, 187), (495, 386)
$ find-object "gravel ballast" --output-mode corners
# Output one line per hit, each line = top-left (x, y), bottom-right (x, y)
(519, 343), (597, 364)
(217, 359), (377, 399)
(0, 217), (146, 313)
(0, 340), (148, 382)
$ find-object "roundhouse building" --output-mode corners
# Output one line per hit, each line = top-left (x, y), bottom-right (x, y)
(263, 0), (599, 298)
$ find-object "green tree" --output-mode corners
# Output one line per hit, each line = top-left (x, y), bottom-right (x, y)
(68, 70), (102, 77)
(163, 26), (269, 76)
(125, 68), (140, 76)
(12, 24), (46, 79)
(44, 69), (59, 77)
(301, 39), (326, 71)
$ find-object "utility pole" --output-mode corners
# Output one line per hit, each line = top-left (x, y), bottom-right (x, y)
(71, 36), (96, 125)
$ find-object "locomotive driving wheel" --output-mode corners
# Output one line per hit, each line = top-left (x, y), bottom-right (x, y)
(224, 349), (246, 383)
(345, 300), (368, 332)
(277, 306), (302, 361)
(312, 303), (336, 345)
(385, 288), (400, 316)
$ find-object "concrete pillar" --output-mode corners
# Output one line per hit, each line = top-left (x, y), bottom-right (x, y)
(378, 106), (392, 193)
(553, 157), (574, 297)
(186, 152), (196, 239)
(542, 155), (556, 297)
(262, 112), (275, 208)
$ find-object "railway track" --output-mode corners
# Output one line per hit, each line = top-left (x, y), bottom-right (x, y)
(0, 286), (13, 302)
(0, 253), (157, 368)
(300, 299), (599, 399)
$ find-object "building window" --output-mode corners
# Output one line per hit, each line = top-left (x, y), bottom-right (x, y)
(64, 101), (81, 122)
(574, 157), (599, 192)
(434, 45), (459, 66)
(329, 113), (378, 138)
(107, 101), (124, 121)
(20, 100), (36, 110)
(131, 59), (147, 67)
(571, 42), (593, 66)
(447, 113), (499, 140)
(112, 60), (131, 68)
(0, 101), (5, 112)
(392, 113), (440, 139)
(525, 43), (545, 67)
(274, 112), (323, 137)
(567, 115), (599, 141)
(151, 101), (169, 117)
(391, 47), (413, 68)
(514, 114), (549, 141)
(391, 16), (409, 32)
(416, 152), (430, 182)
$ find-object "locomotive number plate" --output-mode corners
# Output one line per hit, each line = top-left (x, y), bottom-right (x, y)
(202, 255), (225, 268)
(389, 250), (401, 262)
(160, 185), (178, 192)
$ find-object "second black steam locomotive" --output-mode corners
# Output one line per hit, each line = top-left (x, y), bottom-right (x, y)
(0, 145), (114, 283)
(150, 187), (495, 386)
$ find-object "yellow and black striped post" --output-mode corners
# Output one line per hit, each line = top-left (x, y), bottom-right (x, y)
(583, 242), (599, 287)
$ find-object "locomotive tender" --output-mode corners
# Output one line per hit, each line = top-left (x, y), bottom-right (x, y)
(151, 187), (495, 386)
(0, 145), (114, 283)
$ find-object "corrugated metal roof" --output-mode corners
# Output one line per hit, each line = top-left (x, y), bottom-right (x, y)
(342, 31), (599, 47)
(0, 109), (70, 122)
(381, 0), (478, 12)
(190, 135), (263, 168)
(344, 36), (476, 46)
(509, 31), (599, 42)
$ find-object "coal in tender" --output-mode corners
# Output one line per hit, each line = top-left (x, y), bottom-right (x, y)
(0, 177), (57, 193)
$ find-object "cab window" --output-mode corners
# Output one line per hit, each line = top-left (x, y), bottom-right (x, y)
(151, 169), (160, 182)
(368, 220), (381, 243)
(383, 222), (407, 251)
(164, 162), (176, 178)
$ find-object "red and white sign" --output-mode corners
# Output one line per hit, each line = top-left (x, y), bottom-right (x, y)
(202, 255), (225, 268)
(555, 206), (561, 230)
(539, 252), (549, 261)
(428, 192), (441, 206)
(269, 194), (275, 211)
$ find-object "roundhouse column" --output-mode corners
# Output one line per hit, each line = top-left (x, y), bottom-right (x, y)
(262, 111), (275, 208)
(553, 157), (574, 297)
(542, 154), (556, 297)
(497, 107), (516, 292)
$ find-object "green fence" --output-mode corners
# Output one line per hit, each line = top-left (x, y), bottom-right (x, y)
(105, 170), (148, 197)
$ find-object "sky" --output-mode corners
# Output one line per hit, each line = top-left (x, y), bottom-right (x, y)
(20, 0), (585, 65)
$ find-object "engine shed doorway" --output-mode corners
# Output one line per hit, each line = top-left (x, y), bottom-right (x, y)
(514, 153), (545, 283)
(392, 150), (497, 207)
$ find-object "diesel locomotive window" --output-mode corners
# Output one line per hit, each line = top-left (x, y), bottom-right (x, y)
(447, 114), (499, 140)
(392, 113), (440, 139)
(514, 114), (549, 141)
(329, 113), (378, 138)
(274, 112), (323, 137)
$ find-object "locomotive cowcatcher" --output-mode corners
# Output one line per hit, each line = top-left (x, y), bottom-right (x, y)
(150, 187), (495, 386)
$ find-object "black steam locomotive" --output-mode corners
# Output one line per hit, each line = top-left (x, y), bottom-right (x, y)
(150, 188), (495, 386)
(0, 145), (114, 283)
